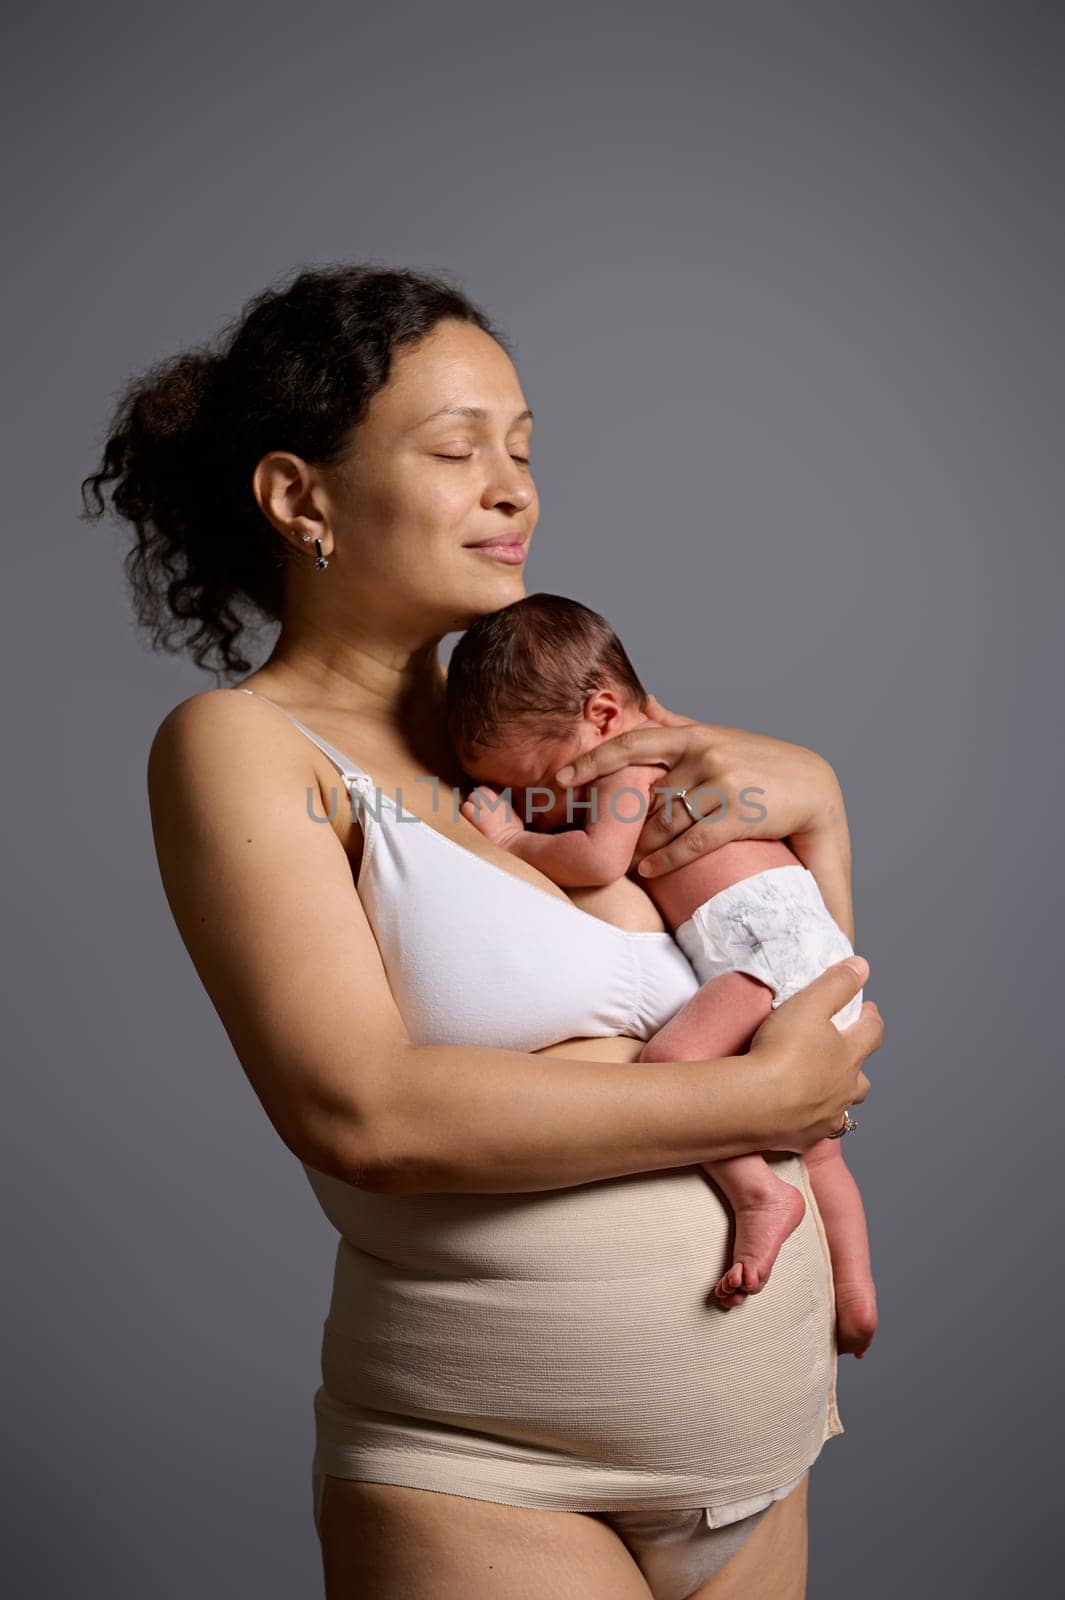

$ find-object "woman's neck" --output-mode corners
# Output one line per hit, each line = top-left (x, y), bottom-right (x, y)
(253, 632), (458, 779)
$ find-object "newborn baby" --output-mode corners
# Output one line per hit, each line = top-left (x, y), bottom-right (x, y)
(446, 592), (877, 1359)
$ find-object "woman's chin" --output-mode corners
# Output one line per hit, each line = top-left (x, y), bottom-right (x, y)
(466, 566), (527, 607)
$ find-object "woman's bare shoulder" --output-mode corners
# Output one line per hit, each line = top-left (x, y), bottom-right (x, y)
(148, 685), (322, 808)
(150, 685), (275, 772)
(146, 685), (351, 872)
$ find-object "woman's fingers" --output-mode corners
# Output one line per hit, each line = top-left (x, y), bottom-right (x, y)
(772, 956), (870, 1021)
(553, 717), (739, 877)
(765, 956), (881, 1055)
(553, 722), (709, 787)
(749, 960), (882, 1147)
(553, 710), (836, 880)
(634, 807), (735, 875)
(834, 953), (869, 990)
(845, 1000), (884, 1075)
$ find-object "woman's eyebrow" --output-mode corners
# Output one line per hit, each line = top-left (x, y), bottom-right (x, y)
(409, 404), (534, 430)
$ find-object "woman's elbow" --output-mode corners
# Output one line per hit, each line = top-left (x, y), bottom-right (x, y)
(295, 1118), (400, 1191)
(284, 1080), (404, 1192)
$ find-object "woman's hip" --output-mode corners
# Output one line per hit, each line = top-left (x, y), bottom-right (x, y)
(313, 1465), (810, 1600)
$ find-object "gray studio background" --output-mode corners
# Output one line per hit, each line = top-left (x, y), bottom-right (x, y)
(3, 2), (1060, 1595)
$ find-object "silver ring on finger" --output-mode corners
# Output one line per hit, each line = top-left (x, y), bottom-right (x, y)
(675, 787), (702, 824)
(826, 1108), (857, 1139)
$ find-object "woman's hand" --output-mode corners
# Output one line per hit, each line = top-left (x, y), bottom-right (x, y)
(552, 692), (845, 881)
(746, 956), (884, 1152)
(552, 692), (855, 937)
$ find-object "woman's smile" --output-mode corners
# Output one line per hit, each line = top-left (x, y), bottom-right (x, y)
(466, 540), (527, 565)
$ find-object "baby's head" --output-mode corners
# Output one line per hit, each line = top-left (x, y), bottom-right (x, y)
(446, 592), (649, 828)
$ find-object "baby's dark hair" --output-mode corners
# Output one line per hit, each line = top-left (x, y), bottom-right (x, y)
(445, 592), (647, 759)
(80, 263), (509, 679)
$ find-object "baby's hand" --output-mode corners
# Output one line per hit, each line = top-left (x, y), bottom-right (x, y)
(460, 786), (527, 850)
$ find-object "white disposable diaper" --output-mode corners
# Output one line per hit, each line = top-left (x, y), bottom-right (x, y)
(674, 864), (863, 1030)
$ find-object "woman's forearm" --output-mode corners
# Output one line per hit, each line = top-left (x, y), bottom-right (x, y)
(364, 1038), (785, 1196)
(786, 763), (855, 941)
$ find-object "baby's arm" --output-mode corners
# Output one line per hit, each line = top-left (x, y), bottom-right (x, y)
(462, 763), (661, 888)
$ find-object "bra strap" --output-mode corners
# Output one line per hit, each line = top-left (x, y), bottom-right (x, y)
(238, 687), (377, 790)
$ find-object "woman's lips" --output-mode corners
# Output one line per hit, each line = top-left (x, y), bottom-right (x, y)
(466, 540), (527, 564)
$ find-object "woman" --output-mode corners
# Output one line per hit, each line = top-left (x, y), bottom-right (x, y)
(83, 265), (883, 1600)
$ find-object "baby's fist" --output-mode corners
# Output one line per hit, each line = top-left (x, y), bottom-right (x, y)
(460, 786), (524, 848)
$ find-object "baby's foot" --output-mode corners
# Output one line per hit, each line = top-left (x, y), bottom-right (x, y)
(834, 1279), (878, 1358)
(714, 1181), (807, 1308)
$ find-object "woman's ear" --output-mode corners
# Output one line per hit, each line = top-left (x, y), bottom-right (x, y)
(252, 449), (331, 551)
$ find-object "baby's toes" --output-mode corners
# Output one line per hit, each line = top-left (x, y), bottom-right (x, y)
(714, 1263), (747, 1304)
(741, 1259), (765, 1294)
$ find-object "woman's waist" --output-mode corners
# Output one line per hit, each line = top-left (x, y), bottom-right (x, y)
(312, 1389), (837, 1512)
(312, 1162), (826, 1349)
(314, 1165), (834, 1487)
(305, 1160), (803, 1281)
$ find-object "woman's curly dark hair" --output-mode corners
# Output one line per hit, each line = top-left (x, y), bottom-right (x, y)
(81, 263), (509, 678)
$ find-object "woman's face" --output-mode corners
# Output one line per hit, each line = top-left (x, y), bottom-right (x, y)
(322, 317), (539, 641)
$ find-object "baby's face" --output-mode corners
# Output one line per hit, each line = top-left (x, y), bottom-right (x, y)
(461, 695), (652, 831)
(462, 728), (590, 830)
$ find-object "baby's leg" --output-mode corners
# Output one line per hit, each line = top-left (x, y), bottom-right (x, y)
(639, 973), (806, 1308)
(803, 1137), (878, 1357)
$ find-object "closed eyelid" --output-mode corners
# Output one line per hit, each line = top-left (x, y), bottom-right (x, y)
(437, 434), (531, 447)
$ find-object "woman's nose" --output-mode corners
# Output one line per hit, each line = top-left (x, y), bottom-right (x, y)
(484, 454), (535, 509)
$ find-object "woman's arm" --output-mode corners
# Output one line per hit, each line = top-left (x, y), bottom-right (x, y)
(552, 693), (856, 939)
(148, 692), (880, 1200)
(787, 792), (854, 942)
